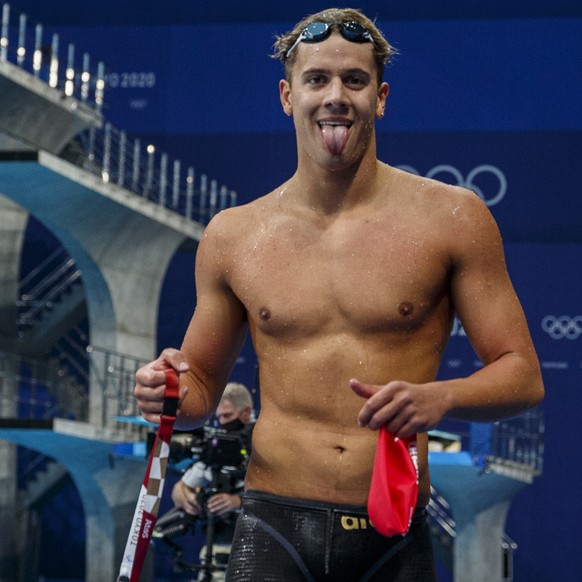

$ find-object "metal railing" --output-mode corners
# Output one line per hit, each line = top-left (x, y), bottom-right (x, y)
(0, 350), (89, 421)
(1, 2), (239, 225)
(432, 405), (544, 480)
(17, 247), (82, 331)
(491, 408), (544, 474)
(0, 343), (150, 443)
(52, 325), (90, 387)
(69, 121), (239, 224)
(1, 3), (104, 107)
(0, 344), (145, 439)
(87, 344), (149, 431)
(428, 487), (456, 540)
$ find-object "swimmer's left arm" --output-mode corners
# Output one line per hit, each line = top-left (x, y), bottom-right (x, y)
(440, 190), (544, 419)
(353, 190), (543, 437)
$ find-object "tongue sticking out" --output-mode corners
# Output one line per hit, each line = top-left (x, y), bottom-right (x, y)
(321, 124), (349, 155)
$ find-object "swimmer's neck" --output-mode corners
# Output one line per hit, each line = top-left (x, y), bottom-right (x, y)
(291, 159), (389, 215)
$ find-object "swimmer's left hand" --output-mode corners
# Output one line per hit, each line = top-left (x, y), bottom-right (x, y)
(350, 378), (443, 439)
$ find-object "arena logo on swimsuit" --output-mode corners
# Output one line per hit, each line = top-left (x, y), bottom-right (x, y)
(340, 516), (371, 531)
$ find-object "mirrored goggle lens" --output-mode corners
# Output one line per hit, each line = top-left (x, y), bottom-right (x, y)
(340, 21), (371, 42)
(302, 22), (331, 42)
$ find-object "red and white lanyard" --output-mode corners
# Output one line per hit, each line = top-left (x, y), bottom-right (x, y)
(118, 369), (179, 582)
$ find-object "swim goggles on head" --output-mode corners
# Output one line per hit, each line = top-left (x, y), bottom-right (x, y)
(285, 21), (375, 60)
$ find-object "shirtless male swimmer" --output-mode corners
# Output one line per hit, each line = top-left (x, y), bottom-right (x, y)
(135, 8), (544, 581)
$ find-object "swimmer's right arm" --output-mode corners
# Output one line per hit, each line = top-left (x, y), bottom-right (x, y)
(135, 212), (249, 429)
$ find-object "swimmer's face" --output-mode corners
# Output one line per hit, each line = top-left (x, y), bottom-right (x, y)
(279, 31), (388, 168)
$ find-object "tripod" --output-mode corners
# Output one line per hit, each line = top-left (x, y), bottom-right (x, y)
(194, 464), (228, 582)
(155, 465), (233, 581)
(156, 427), (248, 580)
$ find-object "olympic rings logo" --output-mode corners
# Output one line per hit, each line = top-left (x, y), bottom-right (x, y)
(541, 315), (582, 340)
(397, 164), (507, 207)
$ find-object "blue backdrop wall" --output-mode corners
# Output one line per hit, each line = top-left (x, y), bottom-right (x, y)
(8, 1), (582, 580)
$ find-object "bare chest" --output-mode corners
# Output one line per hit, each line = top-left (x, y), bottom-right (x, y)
(229, 216), (450, 338)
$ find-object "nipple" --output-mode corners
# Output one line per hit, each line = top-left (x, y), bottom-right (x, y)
(398, 302), (414, 317)
(259, 307), (271, 321)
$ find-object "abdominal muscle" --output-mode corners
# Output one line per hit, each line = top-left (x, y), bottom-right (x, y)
(246, 410), (430, 507)
(243, 335), (433, 507)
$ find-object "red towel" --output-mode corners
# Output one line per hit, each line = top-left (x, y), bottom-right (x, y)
(368, 427), (419, 537)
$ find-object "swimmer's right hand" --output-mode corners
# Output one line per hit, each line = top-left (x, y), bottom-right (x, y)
(134, 348), (189, 424)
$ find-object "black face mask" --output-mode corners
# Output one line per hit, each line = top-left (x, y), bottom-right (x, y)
(221, 418), (245, 432)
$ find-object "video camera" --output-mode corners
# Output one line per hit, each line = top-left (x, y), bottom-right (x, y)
(152, 425), (249, 543)
(157, 425), (249, 470)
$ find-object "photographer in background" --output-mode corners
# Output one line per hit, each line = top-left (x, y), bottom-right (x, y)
(171, 382), (254, 580)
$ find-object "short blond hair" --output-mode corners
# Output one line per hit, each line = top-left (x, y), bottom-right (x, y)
(222, 382), (253, 412)
(272, 7), (396, 85)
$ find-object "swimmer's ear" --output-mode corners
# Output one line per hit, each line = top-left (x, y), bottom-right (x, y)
(280, 79), (293, 117)
(375, 82), (389, 119)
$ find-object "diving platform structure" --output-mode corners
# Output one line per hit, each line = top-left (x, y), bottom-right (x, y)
(0, 4), (236, 581)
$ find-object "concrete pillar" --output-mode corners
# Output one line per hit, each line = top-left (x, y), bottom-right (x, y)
(0, 194), (27, 349)
(0, 195), (28, 580)
(454, 500), (512, 582)
(430, 458), (529, 582)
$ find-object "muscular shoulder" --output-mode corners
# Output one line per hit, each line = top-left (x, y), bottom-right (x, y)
(200, 195), (271, 246)
(428, 177), (501, 247)
(383, 167), (503, 272)
(390, 167), (482, 212)
(416, 173), (504, 274)
(395, 168), (496, 235)
(197, 190), (284, 274)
